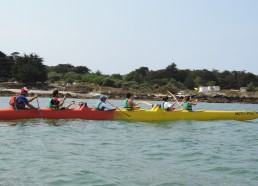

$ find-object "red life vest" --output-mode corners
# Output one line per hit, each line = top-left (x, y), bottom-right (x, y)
(9, 94), (25, 109)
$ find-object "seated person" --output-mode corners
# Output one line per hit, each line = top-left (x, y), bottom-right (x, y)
(95, 95), (117, 111)
(123, 93), (141, 111)
(49, 89), (74, 110)
(161, 96), (176, 111)
(14, 87), (38, 110)
(181, 96), (198, 111)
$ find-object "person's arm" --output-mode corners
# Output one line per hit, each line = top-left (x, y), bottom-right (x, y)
(130, 100), (141, 109)
(21, 97), (37, 109)
(102, 102), (116, 110)
(28, 95), (38, 102)
(177, 102), (184, 109)
(27, 103), (37, 109)
(59, 96), (66, 107)
(62, 101), (75, 109)
(190, 99), (198, 105)
(170, 102), (177, 111)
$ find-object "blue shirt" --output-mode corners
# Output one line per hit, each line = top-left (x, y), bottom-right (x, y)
(16, 95), (28, 105)
(95, 100), (115, 110)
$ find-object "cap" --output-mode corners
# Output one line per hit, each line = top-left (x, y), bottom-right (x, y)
(100, 95), (107, 100)
(21, 87), (30, 93)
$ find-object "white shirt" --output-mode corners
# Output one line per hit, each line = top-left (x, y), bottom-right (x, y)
(98, 102), (108, 110)
(163, 102), (172, 110)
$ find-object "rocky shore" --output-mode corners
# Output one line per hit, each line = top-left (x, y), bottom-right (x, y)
(194, 94), (258, 104)
(1, 89), (257, 104)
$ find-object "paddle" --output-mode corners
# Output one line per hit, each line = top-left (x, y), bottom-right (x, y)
(36, 97), (40, 109)
(136, 101), (153, 107)
(36, 97), (43, 117)
(106, 100), (131, 117)
(167, 90), (183, 109)
(13, 104), (18, 112)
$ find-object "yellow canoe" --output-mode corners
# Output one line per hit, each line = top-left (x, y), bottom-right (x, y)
(113, 107), (258, 121)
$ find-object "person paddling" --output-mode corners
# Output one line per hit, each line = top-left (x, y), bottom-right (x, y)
(12, 87), (38, 110)
(95, 95), (117, 111)
(123, 93), (141, 111)
(161, 96), (176, 111)
(49, 89), (74, 110)
(180, 96), (198, 111)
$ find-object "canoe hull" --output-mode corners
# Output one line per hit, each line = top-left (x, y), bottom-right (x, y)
(0, 106), (257, 121)
(113, 108), (258, 121)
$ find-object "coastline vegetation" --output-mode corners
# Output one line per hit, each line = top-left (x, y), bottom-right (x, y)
(0, 51), (257, 96)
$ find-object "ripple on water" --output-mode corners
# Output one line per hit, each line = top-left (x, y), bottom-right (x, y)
(0, 103), (258, 186)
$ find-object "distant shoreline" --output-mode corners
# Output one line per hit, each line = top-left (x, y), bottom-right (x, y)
(1, 89), (257, 104)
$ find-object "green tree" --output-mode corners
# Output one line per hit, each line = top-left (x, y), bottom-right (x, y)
(184, 73), (195, 90)
(63, 72), (80, 83)
(93, 76), (105, 85)
(0, 51), (6, 58)
(176, 69), (189, 83)
(74, 66), (91, 74)
(12, 54), (47, 84)
(111, 73), (123, 80)
(217, 70), (232, 89)
(246, 82), (256, 92)
(95, 70), (102, 76)
(194, 76), (203, 87)
(146, 70), (167, 85)
(102, 78), (116, 87)
(192, 69), (217, 86)
(164, 63), (179, 80)
(53, 64), (75, 74)
(48, 71), (63, 82)
(125, 67), (149, 83)
(0, 51), (15, 82)
(206, 81), (216, 86)
(159, 83), (179, 94)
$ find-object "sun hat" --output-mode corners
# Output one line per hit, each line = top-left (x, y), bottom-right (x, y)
(21, 87), (30, 93)
(100, 95), (107, 100)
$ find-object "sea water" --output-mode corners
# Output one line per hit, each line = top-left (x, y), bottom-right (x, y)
(0, 97), (258, 186)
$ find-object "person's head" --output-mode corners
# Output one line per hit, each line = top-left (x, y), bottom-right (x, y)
(126, 93), (133, 99)
(21, 87), (29, 95)
(184, 96), (191, 102)
(52, 89), (59, 97)
(100, 95), (107, 101)
(163, 96), (168, 101)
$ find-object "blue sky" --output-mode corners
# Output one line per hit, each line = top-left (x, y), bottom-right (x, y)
(1, 0), (258, 75)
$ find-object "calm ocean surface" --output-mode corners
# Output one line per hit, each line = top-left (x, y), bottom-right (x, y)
(0, 97), (258, 186)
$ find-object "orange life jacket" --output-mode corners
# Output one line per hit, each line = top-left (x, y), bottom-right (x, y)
(9, 94), (25, 109)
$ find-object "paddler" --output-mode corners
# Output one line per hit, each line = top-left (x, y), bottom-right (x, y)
(49, 89), (74, 110)
(123, 93), (141, 111)
(13, 87), (38, 110)
(95, 95), (117, 111)
(180, 96), (198, 111)
(161, 96), (176, 111)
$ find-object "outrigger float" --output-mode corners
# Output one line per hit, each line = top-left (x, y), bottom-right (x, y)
(0, 105), (257, 121)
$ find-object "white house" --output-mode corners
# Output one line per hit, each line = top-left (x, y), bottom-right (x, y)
(199, 86), (209, 93)
(208, 86), (220, 91)
(199, 86), (220, 93)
